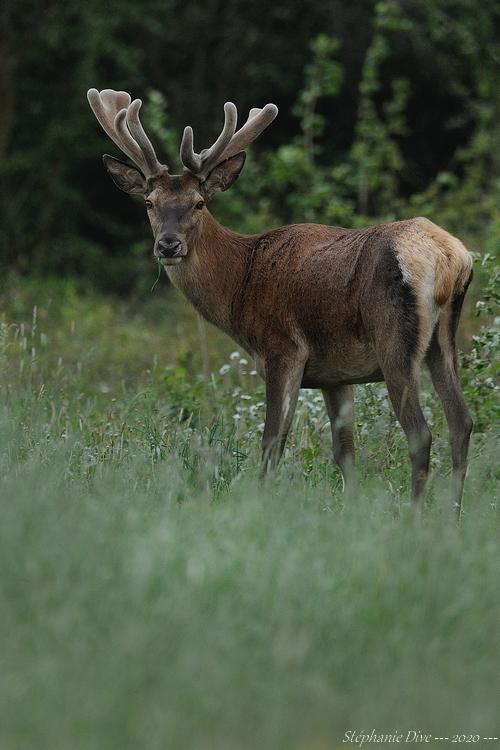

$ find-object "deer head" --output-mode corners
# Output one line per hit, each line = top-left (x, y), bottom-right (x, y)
(87, 89), (278, 264)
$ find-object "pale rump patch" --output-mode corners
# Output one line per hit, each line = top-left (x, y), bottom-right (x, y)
(394, 217), (473, 358)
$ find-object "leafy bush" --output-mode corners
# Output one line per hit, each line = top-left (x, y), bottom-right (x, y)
(2, 1), (500, 292)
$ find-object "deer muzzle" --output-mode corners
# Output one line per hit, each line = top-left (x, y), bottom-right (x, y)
(156, 236), (186, 264)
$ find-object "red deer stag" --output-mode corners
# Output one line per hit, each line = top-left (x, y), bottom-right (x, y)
(88, 88), (473, 512)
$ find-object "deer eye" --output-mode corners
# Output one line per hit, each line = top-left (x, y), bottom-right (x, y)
(196, 200), (205, 210)
(145, 200), (153, 210)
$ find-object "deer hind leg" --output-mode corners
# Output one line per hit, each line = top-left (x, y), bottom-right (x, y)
(322, 385), (356, 491)
(379, 313), (433, 505)
(374, 258), (432, 505)
(425, 301), (473, 516)
(384, 368), (432, 505)
(261, 352), (306, 474)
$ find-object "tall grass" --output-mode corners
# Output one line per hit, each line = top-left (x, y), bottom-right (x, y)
(0, 276), (498, 749)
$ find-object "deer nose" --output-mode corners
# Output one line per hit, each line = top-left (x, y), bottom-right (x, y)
(158, 237), (182, 257)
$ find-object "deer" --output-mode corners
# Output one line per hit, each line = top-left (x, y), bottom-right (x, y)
(87, 88), (474, 513)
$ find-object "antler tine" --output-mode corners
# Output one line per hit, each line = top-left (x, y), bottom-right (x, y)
(198, 102), (237, 173)
(126, 99), (164, 176)
(87, 88), (166, 179)
(179, 100), (278, 180)
(220, 103), (278, 161)
(180, 126), (202, 174)
(88, 89), (131, 158)
(180, 102), (237, 180)
(114, 108), (148, 170)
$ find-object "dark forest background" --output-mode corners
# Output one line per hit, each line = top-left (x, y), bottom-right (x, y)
(1, 0), (499, 294)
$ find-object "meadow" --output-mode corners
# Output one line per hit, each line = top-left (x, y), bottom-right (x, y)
(0, 271), (498, 750)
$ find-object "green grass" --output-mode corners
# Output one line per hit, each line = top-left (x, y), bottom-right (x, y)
(0, 276), (499, 750)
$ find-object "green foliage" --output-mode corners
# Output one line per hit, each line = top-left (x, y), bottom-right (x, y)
(460, 253), (500, 430)
(293, 35), (343, 161)
(2, 0), (500, 291)
(349, 0), (411, 213)
(144, 89), (182, 172)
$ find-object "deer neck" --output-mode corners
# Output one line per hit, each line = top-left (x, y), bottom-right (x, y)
(164, 211), (255, 336)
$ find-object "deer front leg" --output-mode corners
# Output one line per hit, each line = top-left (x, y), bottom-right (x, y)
(261, 353), (306, 474)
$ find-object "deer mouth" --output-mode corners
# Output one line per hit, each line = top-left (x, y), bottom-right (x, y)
(159, 256), (183, 266)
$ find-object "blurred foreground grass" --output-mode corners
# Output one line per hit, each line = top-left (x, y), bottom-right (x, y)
(0, 275), (498, 750)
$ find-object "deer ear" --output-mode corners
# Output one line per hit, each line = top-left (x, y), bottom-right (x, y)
(102, 155), (147, 194)
(202, 152), (246, 201)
